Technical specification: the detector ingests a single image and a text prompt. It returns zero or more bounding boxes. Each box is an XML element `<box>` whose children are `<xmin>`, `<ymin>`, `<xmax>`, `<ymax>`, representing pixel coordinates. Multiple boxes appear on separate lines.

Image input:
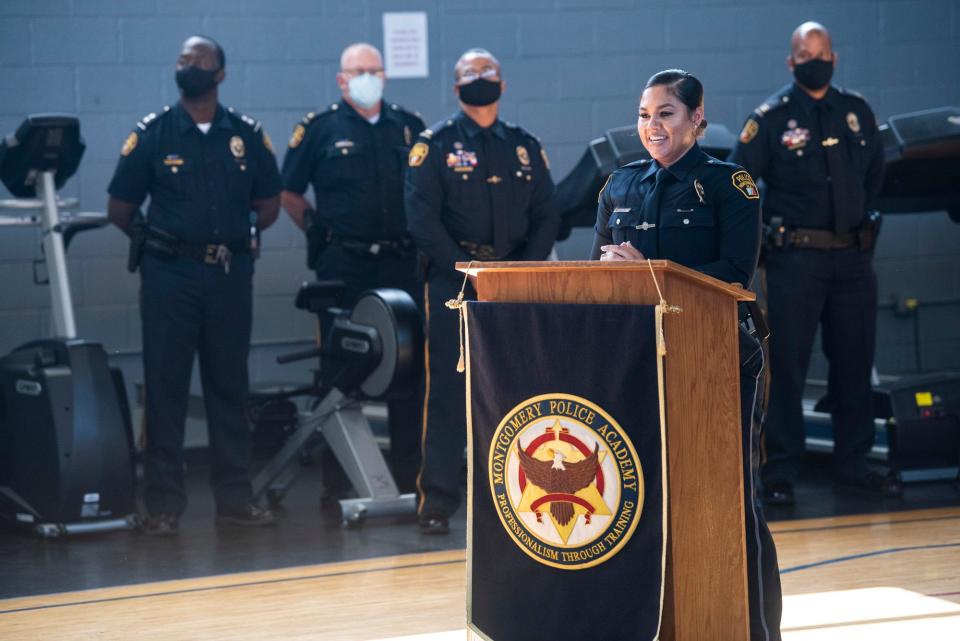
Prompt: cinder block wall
<box><xmin>1</xmin><ymin>0</ymin><xmax>958</xmax><ymax>393</ymax></box>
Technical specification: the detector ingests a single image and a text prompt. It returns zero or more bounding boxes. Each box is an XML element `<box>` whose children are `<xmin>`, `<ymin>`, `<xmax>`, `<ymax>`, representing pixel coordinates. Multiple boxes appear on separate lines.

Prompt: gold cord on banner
<box><xmin>646</xmin><ymin>259</ymin><xmax>681</xmax><ymax>356</ymax></box>
<box><xmin>445</xmin><ymin>261</ymin><xmax>476</xmax><ymax>373</ymax></box>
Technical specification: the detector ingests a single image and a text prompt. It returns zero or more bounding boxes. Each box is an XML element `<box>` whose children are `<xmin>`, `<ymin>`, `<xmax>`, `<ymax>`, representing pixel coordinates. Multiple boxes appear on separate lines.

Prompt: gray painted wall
<box><xmin>1</xmin><ymin>0</ymin><xmax>958</xmax><ymax>397</ymax></box>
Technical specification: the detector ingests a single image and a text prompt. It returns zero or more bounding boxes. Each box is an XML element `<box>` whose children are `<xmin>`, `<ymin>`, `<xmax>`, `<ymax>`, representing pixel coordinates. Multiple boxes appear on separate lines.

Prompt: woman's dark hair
<box><xmin>644</xmin><ymin>69</ymin><xmax>707</xmax><ymax>134</ymax></box>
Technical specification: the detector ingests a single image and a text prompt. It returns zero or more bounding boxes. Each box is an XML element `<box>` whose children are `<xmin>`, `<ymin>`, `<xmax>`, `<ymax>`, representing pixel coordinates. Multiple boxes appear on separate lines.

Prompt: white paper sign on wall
<box><xmin>383</xmin><ymin>12</ymin><xmax>429</xmax><ymax>79</ymax></box>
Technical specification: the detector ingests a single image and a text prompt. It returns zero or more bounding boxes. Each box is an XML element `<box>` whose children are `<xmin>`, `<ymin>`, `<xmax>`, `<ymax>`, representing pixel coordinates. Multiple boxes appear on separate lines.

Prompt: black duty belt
<box><xmin>787</xmin><ymin>228</ymin><xmax>857</xmax><ymax>250</ymax></box>
<box><xmin>332</xmin><ymin>235</ymin><xmax>414</xmax><ymax>257</ymax></box>
<box><xmin>172</xmin><ymin>241</ymin><xmax>249</xmax><ymax>273</ymax></box>
<box><xmin>458</xmin><ymin>240</ymin><xmax>526</xmax><ymax>261</ymax></box>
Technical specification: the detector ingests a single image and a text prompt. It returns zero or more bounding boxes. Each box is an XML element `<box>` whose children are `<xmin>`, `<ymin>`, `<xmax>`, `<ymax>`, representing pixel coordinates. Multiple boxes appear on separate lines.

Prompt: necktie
<box><xmin>481</xmin><ymin>129</ymin><xmax>511</xmax><ymax>257</ymax></box>
<box><xmin>638</xmin><ymin>168</ymin><xmax>669</xmax><ymax>258</ymax></box>
<box><xmin>815</xmin><ymin>102</ymin><xmax>844</xmax><ymax>232</ymax></box>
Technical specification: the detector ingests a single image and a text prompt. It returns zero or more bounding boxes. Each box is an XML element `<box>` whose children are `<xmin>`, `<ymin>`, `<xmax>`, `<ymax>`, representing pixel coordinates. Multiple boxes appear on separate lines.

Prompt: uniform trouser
<box><xmin>417</xmin><ymin>270</ymin><xmax>474</xmax><ymax>517</ymax></box>
<box><xmin>741</xmin><ymin>327</ymin><xmax>784</xmax><ymax>641</ymax></box>
<box><xmin>762</xmin><ymin>247</ymin><xmax>878</xmax><ymax>486</ymax></box>
<box><xmin>314</xmin><ymin>245</ymin><xmax>422</xmax><ymax>493</ymax></box>
<box><xmin>140</xmin><ymin>253</ymin><xmax>254</xmax><ymax>516</ymax></box>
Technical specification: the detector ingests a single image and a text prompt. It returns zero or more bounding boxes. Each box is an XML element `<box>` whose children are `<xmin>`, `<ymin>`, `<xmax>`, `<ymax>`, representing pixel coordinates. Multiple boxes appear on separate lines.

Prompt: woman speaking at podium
<box><xmin>590</xmin><ymin>69</ymin><xmax>782</xmax><ymax>641</ymax></box>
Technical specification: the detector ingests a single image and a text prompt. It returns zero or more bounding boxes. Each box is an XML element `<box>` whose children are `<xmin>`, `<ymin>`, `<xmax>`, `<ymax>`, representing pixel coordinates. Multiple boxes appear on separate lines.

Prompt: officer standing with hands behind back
<box><xmin>107</xmin><ymin>35</ymin><xmax>282</xmax><ymax>535</ymax></box>
<box><xmin>729</xmin><ymin>22</ymin><xmax>893</xmax><ymax>507</ymax></box>
<box><xmin>405</xmin><ymin>48</ymin><xmax>560</xmax><ymax>534</ymax></box>
<box><xmin>281</xmin><ymin>43</ymin><xmax>425</xmax><ymax>495</ymax></box>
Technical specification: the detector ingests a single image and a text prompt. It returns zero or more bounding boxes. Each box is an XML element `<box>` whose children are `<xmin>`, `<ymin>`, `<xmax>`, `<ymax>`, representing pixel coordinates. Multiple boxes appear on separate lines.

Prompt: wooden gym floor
<box><xmin>1</xmin><ymin>506</ymin><xmax>958</xmax><ymax>640</ymax></box>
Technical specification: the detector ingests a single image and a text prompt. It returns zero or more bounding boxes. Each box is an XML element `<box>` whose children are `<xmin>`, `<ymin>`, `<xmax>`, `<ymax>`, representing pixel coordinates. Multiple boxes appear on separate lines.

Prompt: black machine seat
<box><xmin>295</xmin><ymin>280</ymin><xmax>346</xmax><ymax>314</ymax></box>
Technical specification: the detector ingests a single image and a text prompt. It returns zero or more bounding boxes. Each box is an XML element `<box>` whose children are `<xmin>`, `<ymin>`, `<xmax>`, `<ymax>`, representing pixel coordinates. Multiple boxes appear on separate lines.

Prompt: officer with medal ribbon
<box><xmin>107</xmin><ymin>36</ymin><xmax>282</xmax><ymax>534</ymax></box>
<box><xmin>281</xmin><ymin>43</ymin><xmax>426</xmax><ymax>495</ymax></box>
<box><xmin>728</xmin><ymin>22</ymin><xmax>892</xmax><ymax>507</ymax></box>
<box><xmin>592</xmin><ymin>69</ymin><xmax>782</xmax><ymax>641</ymax></box>
<box><xmin>405</xmin><ymin>48</ymin><xmax>560</xmax><ymax>534</ymax></box>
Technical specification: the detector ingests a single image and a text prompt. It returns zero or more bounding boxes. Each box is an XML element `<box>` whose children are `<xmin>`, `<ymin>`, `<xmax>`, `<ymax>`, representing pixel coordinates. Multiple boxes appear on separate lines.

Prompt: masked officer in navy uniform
<box><xmin>107</xmin><ymin>36</ymin><xmax>282</xmax><ymax>534</ymax></box>
<box><xmin>405</xmin><ymin>48</ymin><xmax>560</xmax><ymax>534</ymax></box>
<box><xmin>729</xmin><ymin>22</ymin><xmax>893</xmax><ymax>506</ymax></box>
<box><xmin>281</xmin><ymin>43</ymin><xmax>426</xmax><ymax>495</ymax></box>
<box><xmin>593</xmin><ymin>69</ymin><xmax>782</xmax><ymax>641</ymax></box>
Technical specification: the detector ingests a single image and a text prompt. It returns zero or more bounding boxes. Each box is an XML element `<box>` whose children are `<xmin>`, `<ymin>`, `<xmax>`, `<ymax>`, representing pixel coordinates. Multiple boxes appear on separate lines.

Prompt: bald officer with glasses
<box><xmin>281</xmin><ymin>43</ymin><xmax>425</xmax><ymax>496</ymax></box>
<box><xmin>404</xmin><ymin>48</ymin><xmax>560</xmax><ymax>534</ymax></box>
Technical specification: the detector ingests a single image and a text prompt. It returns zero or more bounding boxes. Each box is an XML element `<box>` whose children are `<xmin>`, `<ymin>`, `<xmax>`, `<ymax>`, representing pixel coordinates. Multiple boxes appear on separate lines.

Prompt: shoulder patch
<box><xmin>289</xmin><ymin>123</ymin><xmax>306</xmax><ymax>149</ymax></box>
<box><xmin>121</xmin><ymin>131</ymin><xmax>138</xmax><ymax>157</ymax></box>
<box><xmin>540</xmin><ymin>147</ymin><xmax>550</xmax><ymax>170</ymax></box>
<box><xmin>262</xmin><ymin>132</ymin><xmax>275</xmax><ymax>154</ymax></box>
<box><xmin>408</xmin><ymin>141</ymin><xmax>429</xmax><ymax>167</ymax></box>
<box><xmin>731</xmin><ymin>170</ymin><xmax>760</xmax><ymax>200</ymax></box>
<box><xmin>739</xmin><ymin>119</ymin><xmax>760</xmax><ymax>144</ymax></box>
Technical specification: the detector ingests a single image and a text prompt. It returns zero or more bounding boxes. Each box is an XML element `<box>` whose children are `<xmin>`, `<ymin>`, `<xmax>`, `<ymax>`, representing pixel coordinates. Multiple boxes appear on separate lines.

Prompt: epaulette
<box><xmin>300</xmin><ymin>103</ymin><xmax>340</xmax><ymax>127</ymax></box>
<box><xmin>429</xmin><ymin>117</ymin><xmax>457</xmax><ymax>135</ymax></box>
<box><xmin>835</xmin><ymin>86</ymin><xmax>867</xmax><ymax>102</ymax></box>
<box><xmin>704</xmin><ymin>157</ymin><xmax>739</xmax><ymax>170</ymax></box>
<box><xmin>504</xmin><ymin>120</ymin><xmax>542</xmax><ymax>145</ymax></box>
<box><xmin>753</xmin><ymin>92</ymin><xmax>790</xmax><ymax>119</ymax></box>
<box><xmin>623</xmin><ymin>158</ymin><xmax>652</xmax><ymax>169</ymax></box>
<box><xmin>389</xmin><ymin>102</ymin><xmax>422</xmax><ymax>119</ymax></box>
<box><xmin>226</xmin><ymin>106</ymin><xmax>263</xmax><ymax>133</ymax></box>
<box><xmin>135</xmin><ymin>106</ymin><xmax>171</xmax><ymax>131</ymax></box>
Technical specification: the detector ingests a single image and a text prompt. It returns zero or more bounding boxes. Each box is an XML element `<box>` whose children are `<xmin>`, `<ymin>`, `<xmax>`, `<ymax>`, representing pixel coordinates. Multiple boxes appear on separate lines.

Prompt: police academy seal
<box><xmin>488</xmin><ymin>393</ymin><xmax>644</xmax><ymax>570</ymax></box>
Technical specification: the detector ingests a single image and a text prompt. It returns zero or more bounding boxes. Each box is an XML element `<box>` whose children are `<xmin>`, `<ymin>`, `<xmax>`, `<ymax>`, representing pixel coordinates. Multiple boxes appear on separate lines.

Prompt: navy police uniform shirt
<box><xmin>108</xmin><ymin>102</ymin><xmax>281</xmax><ymax>245</ymax></box>
<box><xmin>590</xmin><ymin>143</ymin><xmax>761</xmax><ymax>288</ymax></box>
<box><xmin>728</xmin><ymin>83</ymin><xmax>885</xmax><ymax>234</ymax></box>
<box><xmin>404</xmin><ymin>111</ymin><xmax>560</xmax><ymax>273</ymax></box>
<box><xmin>282</xmin><ymin>99</ymin><xmax>425</xmax><ymax>242</ymax></box>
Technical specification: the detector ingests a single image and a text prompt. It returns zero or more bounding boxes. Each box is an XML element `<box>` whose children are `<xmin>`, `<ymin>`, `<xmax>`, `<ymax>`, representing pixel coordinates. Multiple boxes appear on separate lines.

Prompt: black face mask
<box><xmin>792</xmin><ymin>57</ymin><xmax>833</xmax><ymax>91</ymax></box>
<box><xmin>458</xmin><ymin>78</ymin><xmax>501</xmax><ymax>107</ymax></box>
<box><xmin>176</xmin><ymin>65</ymin><xmax>218</xmax><ymax>98</ymax></box>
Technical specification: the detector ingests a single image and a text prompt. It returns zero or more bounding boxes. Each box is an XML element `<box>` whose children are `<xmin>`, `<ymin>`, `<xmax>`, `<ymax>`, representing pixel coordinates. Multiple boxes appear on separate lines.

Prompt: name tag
<box><xmin>613</xmin><ymin>207</ymin><xmax>631</xmax><ymax>213</ymax></box>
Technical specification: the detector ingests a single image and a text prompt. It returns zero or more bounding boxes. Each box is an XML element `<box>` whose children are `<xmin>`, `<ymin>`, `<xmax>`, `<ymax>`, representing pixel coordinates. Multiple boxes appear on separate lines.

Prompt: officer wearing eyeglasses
<box><xmin>405</xmin><ymin>48</ymin><xmax>560</xmax><ymax>534</ymax></box>
<box><xmin>281</xmin><ymin>43</ymin><xmax>426</xmax><ymax>496</ymax></box>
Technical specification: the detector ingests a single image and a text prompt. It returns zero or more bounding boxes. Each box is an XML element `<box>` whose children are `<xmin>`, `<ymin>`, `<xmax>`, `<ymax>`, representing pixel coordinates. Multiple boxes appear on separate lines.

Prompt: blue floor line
<box><xmin>781</xmin><ymin>542</ymin><xmax>960</xmax><ymax>574</ymax></box>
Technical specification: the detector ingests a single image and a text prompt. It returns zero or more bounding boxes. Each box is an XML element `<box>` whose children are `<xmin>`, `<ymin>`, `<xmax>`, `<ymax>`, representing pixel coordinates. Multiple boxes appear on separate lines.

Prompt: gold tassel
<box><xmin>445</xmin><ymin>261</ymin><xmax>476</xmax><ymax>374</ymax></box>
<box><xmin>646</xmin><ymin>259</ymin><xmax>680</xmax><ymax>357</ymax></box>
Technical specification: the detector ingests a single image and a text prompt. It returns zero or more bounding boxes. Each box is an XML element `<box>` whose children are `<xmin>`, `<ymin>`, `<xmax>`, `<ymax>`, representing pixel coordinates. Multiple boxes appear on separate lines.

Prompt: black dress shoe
<box><xmin>143</xmin><ymin>513</ymin><xmax>179</xmax><ymax>536</ymax></box>
<box><xmin>763</xmin><ymin>481</ymin><xmax>795</xmax><ymax>506</ymax></box>
<box><xmin>419</xmin><ymin>512</ymin><xmax>450</xmax><ymax>535</ymax></box>
<box><xmin>834</xmin><ymin>470</ymin><xmax>903</xmax><ymax>498</ymax></box>
<box><xmin>216</xmin><ymin>503</ymin><xmax>278</xmax><ymax>527</ymax></box>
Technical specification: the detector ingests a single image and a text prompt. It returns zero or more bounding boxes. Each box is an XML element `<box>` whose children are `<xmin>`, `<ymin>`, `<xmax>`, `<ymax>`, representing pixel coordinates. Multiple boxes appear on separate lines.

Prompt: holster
<box><xmin>142</xmin><ymin>224</ymin><xmax>179</xmax><ymax>260</ymax></box>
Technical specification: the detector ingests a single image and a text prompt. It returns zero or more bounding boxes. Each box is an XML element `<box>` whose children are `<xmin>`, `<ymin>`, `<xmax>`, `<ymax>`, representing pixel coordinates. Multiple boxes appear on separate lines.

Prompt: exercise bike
<box><xmin>0</xmin><ymin>114</ymin><xmax>136</xmax><ymax>537</ymax></box>
<box><xmin>251</xmin><ymin>281</ymin><xmax>422</xmax><ymax>527</ymax></box>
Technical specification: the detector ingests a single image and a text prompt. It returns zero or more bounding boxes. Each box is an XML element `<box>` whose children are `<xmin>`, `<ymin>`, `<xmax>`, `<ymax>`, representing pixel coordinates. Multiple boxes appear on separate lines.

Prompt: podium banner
<box><xmin>465</xmin><ymin>302</ymin><xmax>666</xmax><ymax>641</ymax></box>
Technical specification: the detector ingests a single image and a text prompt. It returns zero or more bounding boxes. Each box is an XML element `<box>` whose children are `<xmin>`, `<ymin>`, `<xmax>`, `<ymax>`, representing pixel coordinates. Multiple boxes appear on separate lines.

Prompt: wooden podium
<box><xmin>457</xmin><ymin>260</ymin><xmax>756</xmax><ymax>641</ymax></box>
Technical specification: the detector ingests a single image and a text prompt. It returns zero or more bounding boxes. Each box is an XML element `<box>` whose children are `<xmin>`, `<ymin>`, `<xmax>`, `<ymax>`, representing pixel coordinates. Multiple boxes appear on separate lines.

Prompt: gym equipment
<box><xmin>0</xmin><ymin>114</ymin><xmax>136</xmax><ymax>536</ymax></box>
<box><xmin>876</xmin><ymin>106</ymin><xmax>960</xmax><ymax>222</ymax></box>
<box><xmin>251</xmin><ymin>281</ymin><xmax>422</xmax><ymax>527</ymax></box>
